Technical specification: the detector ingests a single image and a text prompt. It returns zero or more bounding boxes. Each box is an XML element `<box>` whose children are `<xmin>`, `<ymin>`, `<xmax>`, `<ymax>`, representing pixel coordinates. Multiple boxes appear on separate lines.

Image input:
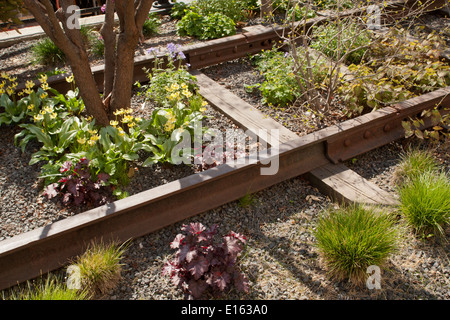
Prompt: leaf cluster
<box><xmin>43</xmin><ymin>157</ymin><xmax>113</xmax><ymax>206</ymax></box>
<box><xmin>162</xmin><ymin>223</ymin><xmax>249</xmax><ymax>299</ymax></box>
<box><xmin>176</xmin><ymin>12</ymin><xmax>236</xmax><ymax>40</ymax></box>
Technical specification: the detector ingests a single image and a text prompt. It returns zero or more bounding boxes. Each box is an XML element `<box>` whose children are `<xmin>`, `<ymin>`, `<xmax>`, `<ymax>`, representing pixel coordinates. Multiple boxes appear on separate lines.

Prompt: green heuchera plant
<box><xmin>162</xmin><ymin>223</ymin><xmax>249</xmax><ymax>299</ymax></box>
<box><xmin>176</xmin><ymin>12</ymin><xmax>236</xmax><ymax>40</ymax></box>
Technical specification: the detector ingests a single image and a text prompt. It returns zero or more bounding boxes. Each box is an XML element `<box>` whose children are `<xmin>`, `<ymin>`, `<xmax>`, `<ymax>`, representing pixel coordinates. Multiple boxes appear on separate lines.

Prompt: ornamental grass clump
<box><xmin>31</xmin><ymin>37</ymin><xmax>66</xmax><ymax>66</ymax></box>
<box><xmin>3</xmin><ymin>275</ymin><xmax>90</xmax><ymax>300</ymax></box>
<box><xmin>392</xmin><ymin>148</ymin><xmax>439</xmax><ymax>187</ymax></box>
<box><xmin>72</xmin><ymin>241</ymin><xmax>128</xmax><ymax>298</ymax></box>
<box><xmin>162</xmin><ymin>223</ymin><xmax>249</xmax><ymax>299</ymax></box>
<box><xmin>398</xmin><ymin>170</ymin><xmax>450</xmax><ymax>240</ymax></box>
<box><xmin>314</xmin><ymin>204</ymin><xmax>400</xmax><ymax>286</ymax></box>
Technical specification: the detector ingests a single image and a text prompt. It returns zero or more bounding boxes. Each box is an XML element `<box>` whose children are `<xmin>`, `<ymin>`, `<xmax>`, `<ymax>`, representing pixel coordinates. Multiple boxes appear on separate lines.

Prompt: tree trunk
<box><xmin>100</xmin><ymin>0</ymin><xmax>116</xmax><ymax>99</ymax></box>
<box><xmin>22</xmin><ymin>0</ymin><xmax>154</xmax><ymax>126</ymax></box>
<box><xmin>23</xmin><ymin>0</ymin><xmax>110</xmax><ymax>126</ymax></box>
<box><xmin>108</xmin><ymin>0</ymin><xmax>154</xmax><ymax>116</ymax></box>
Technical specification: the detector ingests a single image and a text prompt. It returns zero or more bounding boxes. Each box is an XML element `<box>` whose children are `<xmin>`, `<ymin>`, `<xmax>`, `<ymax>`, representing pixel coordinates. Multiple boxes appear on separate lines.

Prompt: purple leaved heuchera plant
<box><xmin>162</xmin><ymin>223</ymin><xmax>249</xmax><ymax>299</ymax></box>
<box><xmin>43</xmin><ymin>158</ymin><xmax>113</xmax><ymax>207</ymax></box>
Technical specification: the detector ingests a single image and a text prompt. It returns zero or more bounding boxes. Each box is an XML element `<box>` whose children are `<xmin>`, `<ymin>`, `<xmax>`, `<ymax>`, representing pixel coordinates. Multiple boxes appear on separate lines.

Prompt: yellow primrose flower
<box><xmin>50</xmin><ymin>112</ymin><xmax>58</xmax><ymax>120</ymax></box>
<box><xmin>110</xmin><ymin>120</ymin><xmax>119</xmax><ymax>127</ymax></box>
<box><xmin>77</xmin><ymin>137</ymin><xmax>86</xmax><ymax>144</ymax></box>
<box><xmin>170</xmin><ymin>83</ymin><xmax>180</xmax><ymax>91</ymax></box>
<box><xmin>27</xmin><ymin>104</ymin><xmax>35</xmax><ymax>110</ymax></box>
<box><xmin>201</xmin><ymin>100</ymin><xmax>208</xmax><ymax>107</ymax></box>
<box><xmin>118</xmin><ymin>127</ymin><xmax>125</xmax><ymax>136</ymax></box>
<box><xmin>66</xmin><ymin>75</ymin><xmax>74</xmax><ymax>83</ymax></box>
<box><xmin>134</xmin><ymin>117</ymin><xmax>142</xmax><ymax>123</ymax></box>
<box><xmin>23</xmin><ymin>88</ymin><xmax>33</xmax><ymax>95</ymax></box>
<box><xmin>0</xmin><ymin>72</ymin><xmax>9</xmax><ymax>80</ymax></box>
<box><xmin>39</xmin><ymin>74</ymin><xmax>48</xmax><ymax>83</ymax></box>
<box><xmin>40</xmin><ymin>92</ymin><xmax>48</xmax><ymax>99</ymax></box>
<box><xmin>168</xmin><ymin>92</ymin><xmax>180</xmax><ymax>101</ymax></box>
<box><xmin>6</xmin><ymin>87</ymin><xmax>14</xmax><ymax>96</ymax></box>
<box><xmin>127</xmin><ymin>121</ymin><xmax>136</xmax><ymax>128</ymax></box>
<box><xmin>90</xmin><ymin>134</ymin><xmax>100</xmax><ymax>142</ymax></box>
<box><xmin>43</xmin><ymin>106</ymin><xmax>53</xmax><ymax>113</ymax></box>
<box><xmin>25</xmin><ymin>80</ymin><xmax>34</xmax><ymax>89</ymax></box>
<box><xmin>87</xmin><ymin>139</ymin><xmax>96</xmax><ymax>146</ymax></box>
<box><xmin>182</xmin><ymin>89</ymin><xmax>192</xmax><ymax>98</ymax></box>
<box><xmin>41</xmin><ymin>82</ymin><xmax>50</xmax><ymax>91</ymax></box>
<box><xmin>125</xmin><ymin>108</ymin><xmax>133</xmax><ymax>114</ymax></box>
<box><xmin>121</xmin><ymin>115</ymin><xmax>134</xmax><ymax>123</ymax></box>
<box><xmin>165</xmin><ymin>85</ymin><xmax>171</xmax><ymax>92</ymax></box>
<box><xmin>181</xmin><ymin>83</ymin><xmax>188</xmax><ymax>89</ymax></box>
<box><xmin>200</xmin><ymin>107</ymin><xmax>206</xmax><ymax>112</ymax></box>
<box><xmin>88</xmin><ymin>129</ymin><xmax>98</xmax><ymax>135</ymax></box>
<box><xmin>33</xmin><ymin>114</ymin><xmax>44</xmax><ymax>122</ymax></box>
<box><xmin>113</xmin><ymin>109</ymin><xmax>124</xmax><ymax>116</ymax></box>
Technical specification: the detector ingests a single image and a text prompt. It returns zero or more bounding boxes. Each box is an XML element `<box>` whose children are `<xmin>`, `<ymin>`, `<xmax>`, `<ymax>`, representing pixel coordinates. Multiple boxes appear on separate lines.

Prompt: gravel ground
<box><xmin>102</xmin><ymin>140</ymin><xmax>449</xmax><ymax>301</ymax></box>
<box><xmin>1</xmin><ymin>11</ymin><xmax>449</xmax><ymax>300</ymax></box>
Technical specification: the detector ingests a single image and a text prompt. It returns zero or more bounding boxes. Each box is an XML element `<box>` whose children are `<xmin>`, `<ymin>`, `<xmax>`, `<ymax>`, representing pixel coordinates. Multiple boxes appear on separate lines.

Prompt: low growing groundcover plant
<box><xmin>162</xmin><ymin>223</ymin><xmax>249</xmax><ymax>299</ymax></box>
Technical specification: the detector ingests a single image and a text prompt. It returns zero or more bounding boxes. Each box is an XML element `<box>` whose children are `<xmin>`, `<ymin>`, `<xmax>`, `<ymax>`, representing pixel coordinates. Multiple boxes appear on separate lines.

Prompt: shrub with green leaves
<box><xmin>31</xmin><ymin>37</ymin><xmax>65</xmax><ymax>65</ymax></box>
<box><xmin>398</xmin><ymin>170</ymin><xmax>450</xmax><ymax>240</ymax></box>
<box><xmin>177</xmin><ymin>11</ymin><xmax>236</xmax><ymax>40</ymax></box>
<box><xmin>191</xmin><ymin>0</ymin><xmax>257</xmax><ymax>22</ymax></box>
<box><xmin>137</xmin><ymin>43</ymin><xmax>208</xmax><ymax>165</ymax></box>
<box><xmin>338</xmin><ymin>29</ymin><xmax>450</xmax><ymax>116</ymax></box>
<box><xmin>311</xmin><ymin>20</ymin><xmax>371</xmax><ymax>65</ymax></box>
<box><xmin>314</xmin><ymin>204</ymin><xmax>400</xmax><ymax>286</ymax></box>
<box><xmin>142</xmin><ymin>12</ymin><xmax>161</xmax><ymax>36</ymax></box>
<box><xmin>247</xmin><ymin>46</ymin><xmax>328</xmax><ymax>106</ymax></box>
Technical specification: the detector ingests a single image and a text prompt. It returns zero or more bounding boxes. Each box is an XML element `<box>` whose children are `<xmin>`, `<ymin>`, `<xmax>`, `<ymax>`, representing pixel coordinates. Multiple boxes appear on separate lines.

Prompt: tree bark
<box><xmin>22</xmin><ymin>0</ymin><xmax>154</xmax><ymax>125</ymax></box>
<box><xmin>108</xmin><ymin>0</ymin><xmax>154</xmax><ymax>116</ymax></box>
<box><xmin>100</xmin><ymin>0</ymin><xmax>116</xmax><ymax>99</ymax></box>
<box><xmin>23</xmin><ymin>0</ymin><xmax>110</xmax><ymax>126</ymax></box>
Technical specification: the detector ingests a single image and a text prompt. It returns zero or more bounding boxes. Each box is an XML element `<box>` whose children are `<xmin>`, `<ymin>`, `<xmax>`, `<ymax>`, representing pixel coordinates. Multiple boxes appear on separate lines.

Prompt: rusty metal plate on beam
<box><xmin>326</xmin><ymin>87</ymin><xmax>450</xmax><ymax>163</ymax></box>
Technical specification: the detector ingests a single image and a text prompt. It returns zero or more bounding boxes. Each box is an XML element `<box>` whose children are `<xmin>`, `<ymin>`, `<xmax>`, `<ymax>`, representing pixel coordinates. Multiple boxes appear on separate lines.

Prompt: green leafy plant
<box><xmin>138</xmin><ymin>43</ymin><xmax>208</xmax><ymax>165</ymax></box>
<box><xmin>310</xmin><ymin>20</ymin><xmax>371</xmax><ymax>65</ymax></box>
<box><xmin>398</xmin><ymin>170</ymin><xmax>450</xmax><ymax>240</ymax></box>
<box><xmin>177</xmin><ymin>11</ymin><xmax>236</xmax><ymax>40</ymax></box>
<box><xmin>191</xmin><ymin>0</ymin><xmax>256</xmax><ymax>23</ymax></box>
<box><xmin>162</xmin><ymin>223</ymin><xmax>249</xmax><ymax>299</ymax></box>
<box><xmin>314</xmin><ymin>204</ymin><xmax>400</xmax><ymax>286</ymax></box>
<box><xmin>170</xmin><ymin>1</ymin><xmax>192</xmax><ymax>20</ymax></box>
<box><xmin>338</xmin><ymin>28</ymin><xmax>450</xmax><ymax>117</ymax></box>
<box><xmin>142</xmin><ymin>12</ymin><xmax>161</xmax><ymax>36</ymax></box>
<box><xmin>247</xmin><ymin>46</ymin><xmax>328</xmax><ymax>107</ymax></box>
